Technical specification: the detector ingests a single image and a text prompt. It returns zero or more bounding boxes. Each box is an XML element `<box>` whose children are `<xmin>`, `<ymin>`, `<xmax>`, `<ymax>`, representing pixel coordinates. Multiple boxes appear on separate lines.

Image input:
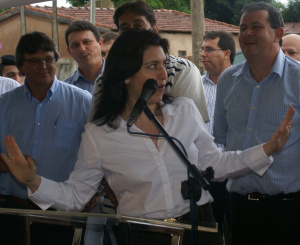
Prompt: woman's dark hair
<box><xmin>15</xmin><ymin>31</ymin><xmax>59</xmax><ymax>67</ymax></box>
<box><xmin>92</xmin><ymin>29</ymin><xmax>170</xmax><ymax>129</ymax></box>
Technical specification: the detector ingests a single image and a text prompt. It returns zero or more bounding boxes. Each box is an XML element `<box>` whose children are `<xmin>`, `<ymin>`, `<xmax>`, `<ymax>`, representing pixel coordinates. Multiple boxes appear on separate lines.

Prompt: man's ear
<box><xmin>152</xmin><ymin>24</ymin><xmax>159</xmax><ymax>33</ymax></box>
<box><xmin>98</xmin><ymin>38</ymin><xmax>103</xmax><ymax>48</ymax></box>
<box><xmin>223</xmin><ymin>49</ymin><xmax>231</xmax><ymax>61</ymax></box>
<box><xmin>275</xmin><ymin>27</ymin><xmax>284</xmax><ymax>43</ymax></box>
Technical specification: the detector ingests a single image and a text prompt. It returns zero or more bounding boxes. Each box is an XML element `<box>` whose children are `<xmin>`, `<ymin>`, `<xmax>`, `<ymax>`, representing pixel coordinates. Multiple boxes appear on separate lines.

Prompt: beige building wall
<box><xmin>161</xmin><ymin>32</ymin><xmax>240</xmax><ymax>61</ymax></box>
<box><xmin>0</xmin><ymin>15</ymin><xmax>21</xmax><ymax>56</ymax></box>
<box><xmin>0</xmin><ymin>13</ymin><xmax>241</xmax><ymax>79</ymax></box>
<box><xmin>0</xmin><ymin>14</ymin><xmax>71</xmax><ymax>58</ymax></box>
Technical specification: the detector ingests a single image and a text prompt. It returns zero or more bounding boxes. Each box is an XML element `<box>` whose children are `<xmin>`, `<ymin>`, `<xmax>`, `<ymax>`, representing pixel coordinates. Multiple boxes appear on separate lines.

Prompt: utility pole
<box><xmin>191</xmin><ymin>0</ymin><xmax>205</xmax><ymax>74</ymax></box>
<box><xmin>90</xmin><ymin>0</ymin><xmax>95</xmax><ymax>24</ymax></box>
<box><xmin>20</xmin><ymin>6</ymin><xmax>26</xmax><ymax>35</ymax></box>
<box><xmin>52</xmin><ymin>0</ymin><xmax>59</xmax><ymax>48</ymax></box>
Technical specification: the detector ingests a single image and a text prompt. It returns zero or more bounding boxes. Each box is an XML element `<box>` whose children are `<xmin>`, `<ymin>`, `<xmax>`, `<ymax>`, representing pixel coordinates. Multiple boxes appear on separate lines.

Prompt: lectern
<box><xmin>0</xmin><ymin>208</ymin><xmax>217</xmax><ymax>245</ymax></box>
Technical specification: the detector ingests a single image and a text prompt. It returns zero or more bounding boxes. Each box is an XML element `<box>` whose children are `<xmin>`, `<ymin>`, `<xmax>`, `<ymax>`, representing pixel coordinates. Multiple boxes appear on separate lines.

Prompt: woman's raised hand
<box><xmin>0</xmin><ymin>135</ymin><xmax>41</xmax><ymax>192</ymax></box>
<box><xmin>263</xmin><ymin>105</ymin><xmax>295</xmax><ymax>157</ymax></box>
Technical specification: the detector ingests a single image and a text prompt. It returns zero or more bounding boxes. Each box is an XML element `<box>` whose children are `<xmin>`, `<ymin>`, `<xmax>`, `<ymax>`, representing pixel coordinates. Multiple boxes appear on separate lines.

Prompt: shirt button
<box><xmin>39</xmin><ymin>104</ymin><xmax>42</xmax><ymax>107</ymax></box>
<box><xmin>35</xmin><ymin>141</ymin><xmax>38</xmax><ymax>144</ymax></box>
<box><xmin>249</xmin><ymin>128</ymin><xmax>252</xmax><ymax>131</ymax></box>
<box><xmin>256</xmin><ymin>85</ymin><xmax>260</xmax><ymax>88</ymax></box>
<box><xmin>252</xmin><ymin>107</ymin><xmax>255</xmax><ymax>110</ymax></box>
<box><xmin>37</xmin><ymin>123</ymin><xmax>40</xmax><ymax>126</ymax></box>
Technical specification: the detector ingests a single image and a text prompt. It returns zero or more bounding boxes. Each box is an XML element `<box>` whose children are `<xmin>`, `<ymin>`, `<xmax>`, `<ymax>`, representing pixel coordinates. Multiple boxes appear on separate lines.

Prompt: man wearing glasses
<box><xmin>0</xmin><ymin>31</ymin><xmax>91</xmax><ymax>245</ymax></box>
<box><xmin>201</xmin><ymin>30</ymin><xmax>236</xmax><ymax>245</ymax></box>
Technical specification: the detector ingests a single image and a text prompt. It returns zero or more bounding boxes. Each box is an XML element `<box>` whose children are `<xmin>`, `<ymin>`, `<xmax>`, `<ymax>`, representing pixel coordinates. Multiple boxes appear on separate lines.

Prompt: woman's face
<box><xmin>126</xmin><ymin>45</ymin><xmax>168</xmax><ymax>107</ymax></box>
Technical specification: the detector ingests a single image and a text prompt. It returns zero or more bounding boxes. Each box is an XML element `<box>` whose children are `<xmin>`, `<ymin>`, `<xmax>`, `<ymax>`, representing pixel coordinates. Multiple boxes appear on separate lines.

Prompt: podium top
<box><xmin>0</xmin><ymin>207</ymin><xmax>217</xmax><ymax>233</ymax></box>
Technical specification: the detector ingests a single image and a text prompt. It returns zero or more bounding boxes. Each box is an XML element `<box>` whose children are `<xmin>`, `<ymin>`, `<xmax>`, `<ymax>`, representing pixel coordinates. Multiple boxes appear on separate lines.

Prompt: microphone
<box><xmin>127</xmin><ymin>79</ymin><xmax>158</xmax><ymax>127</ymax></box>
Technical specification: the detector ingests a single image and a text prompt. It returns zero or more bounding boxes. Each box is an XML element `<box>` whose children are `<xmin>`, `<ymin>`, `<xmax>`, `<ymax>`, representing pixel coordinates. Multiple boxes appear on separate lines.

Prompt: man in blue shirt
<box><xmin>64</xmin><ymin>20</ymin><xmax>105</xmax><ymax>94</ymax></box>
<box><xmin>0</xmin><ymin>31</ymin><xmax>91</xmax><ymax>245</ymax></box>
<box><xmin>213</xmin><ymin>3</ymin><xmax>300</xmax><ymax>245</ymax></box>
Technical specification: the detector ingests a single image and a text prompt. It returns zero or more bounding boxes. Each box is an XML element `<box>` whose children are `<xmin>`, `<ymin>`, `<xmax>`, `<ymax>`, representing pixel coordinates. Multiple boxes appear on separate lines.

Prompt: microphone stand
<box><xmin>142</xmin><ymin>105</ymin><xmax>211</xmax><ymax>244</ymax></box>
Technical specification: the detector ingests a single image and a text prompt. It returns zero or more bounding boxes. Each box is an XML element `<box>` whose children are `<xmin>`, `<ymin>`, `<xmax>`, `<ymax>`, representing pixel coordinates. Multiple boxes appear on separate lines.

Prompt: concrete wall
<box><xmin>0</xmin><ymin>14</ymin><xmax>71</xmax><ymax>58</ymax></box>
<box><xmin>161</xmin><ymin>32</ymin><xmax>240</xmax><ymax>61</ymax></box>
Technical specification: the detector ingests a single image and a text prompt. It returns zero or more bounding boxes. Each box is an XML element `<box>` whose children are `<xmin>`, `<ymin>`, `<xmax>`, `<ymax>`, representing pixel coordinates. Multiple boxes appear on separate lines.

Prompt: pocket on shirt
<box><xmin>54</xmin><ymin>120</ymin><xmax>80</xmax><ymax>150</ymax></box>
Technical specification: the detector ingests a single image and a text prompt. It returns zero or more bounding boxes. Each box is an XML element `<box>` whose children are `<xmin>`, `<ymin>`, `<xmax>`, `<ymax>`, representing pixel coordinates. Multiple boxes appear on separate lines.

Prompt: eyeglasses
<box><xmin>23</xmin><ymin>57</ymin><xmax>55</xmax><ymax>65</ymax></box>
<box><xmin>200</xmin><ymin>47</ymin><xmax>224</xmax><ymax>53</ymax></box>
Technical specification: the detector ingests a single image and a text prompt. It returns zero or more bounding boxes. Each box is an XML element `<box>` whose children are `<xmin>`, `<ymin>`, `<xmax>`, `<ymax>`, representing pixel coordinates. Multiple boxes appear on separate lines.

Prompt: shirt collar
<box><xmin>24</xmin><ymin>76</ymin><xmax>58</xmax><ymax>100</ymax></box>
<box><xmin>202</xmin><ymin>71</ymin><xmax>215</xmax><ymax>86</ymax></box>
<box><xmin>233</xmin><ymin>49</ymin><xmax>285</xmax><ymax>79</ymax></box>
<box><xmin>76</xmin><ymin>58</ymin><xmax>106</xmax><ymax>83</ymax></box>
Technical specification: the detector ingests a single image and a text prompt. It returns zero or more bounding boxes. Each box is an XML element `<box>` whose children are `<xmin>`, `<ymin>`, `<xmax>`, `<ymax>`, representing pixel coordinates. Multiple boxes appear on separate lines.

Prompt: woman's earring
<box><xmin>125</xmin><ymin>80</ymin><xmax>130</xmax><ymax>84</ymax></box>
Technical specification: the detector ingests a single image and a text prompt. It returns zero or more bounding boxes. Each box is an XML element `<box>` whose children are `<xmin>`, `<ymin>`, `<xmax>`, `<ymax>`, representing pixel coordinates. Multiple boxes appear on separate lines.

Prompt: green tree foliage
<box><xmin>66</xmin><ymin>0</ymin><xmax>88</xmax><ymax>7</ymax></box>
<box><xmin>282</xmin><ymin>0</ymin><xmax>300</xmax><ymax>22</ymax></box>
<box><xmin>204</xmin><ymin>0</ymin><xmax>280</xmax><ymax>26</ymax></box>
<box><xmin>0</xmin><ymin>8</ymin><xmax>8</xmax><ymax>13</ymax></box>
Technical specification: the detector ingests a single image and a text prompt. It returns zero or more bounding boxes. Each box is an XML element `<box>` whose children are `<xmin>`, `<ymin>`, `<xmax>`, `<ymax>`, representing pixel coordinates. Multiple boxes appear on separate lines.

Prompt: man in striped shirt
<box><xmin>201</xmin><ymin>30</ymin><xmax>236</xmax><ymax>245</ymax></box>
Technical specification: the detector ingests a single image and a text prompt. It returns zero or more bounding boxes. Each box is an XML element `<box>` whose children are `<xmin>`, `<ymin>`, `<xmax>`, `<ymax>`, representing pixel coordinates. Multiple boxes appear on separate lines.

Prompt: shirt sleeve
<box><xmin>189</xmin><ymin>101</ymin><xmax>273</xmax><ymax>182</ymax></box>
<box><xmin>29</xmin><ymin>124</ymin><xmax>104</xmax><ymax>211</ymax></box>
<box><xmin>213</xmin><ymin>74</ymin><xmax>228</xmax><ymax>145</ymax></box>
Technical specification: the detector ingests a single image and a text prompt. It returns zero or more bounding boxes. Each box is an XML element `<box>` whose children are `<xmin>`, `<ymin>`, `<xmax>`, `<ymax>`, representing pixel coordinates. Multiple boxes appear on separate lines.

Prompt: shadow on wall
<box><xmin>56</xmin><ymin>58</ymin><xmax>78</xmax><ymax>81</ymax></box>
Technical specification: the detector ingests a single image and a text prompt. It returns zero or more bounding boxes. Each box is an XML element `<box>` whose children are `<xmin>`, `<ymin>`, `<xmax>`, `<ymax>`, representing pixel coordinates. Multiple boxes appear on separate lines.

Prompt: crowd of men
<box><xmin>0</xmin><ymin>1</ymin><xmax>299</xmax><ymax>245</ymax></box>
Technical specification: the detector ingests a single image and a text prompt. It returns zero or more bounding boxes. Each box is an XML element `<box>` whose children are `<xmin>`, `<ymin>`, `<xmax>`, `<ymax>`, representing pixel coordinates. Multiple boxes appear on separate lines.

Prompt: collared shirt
<box><xmin>202</xmin><ymin>72</ymin><xmax>224</xmax><ymax>151</ymax></box>
<box><xmin>214</xmin><ymin>50</ymin><xmax>300</xmax><ymax>195</ymax></box>
<box><xmin>88</xmin><ymin>56</ymin><xmax>209</xmax><ymax>122</ymax></box>
<box><xmin>0</xmin><ymin>77</ymin><xmax>91</xmax><ymax>198</ymax></box>
<box><xmin>64</xmin><ymin>58</ymin><xmax>105</xmax><ymax>94</ymax></box>
<box><xmin>202</xmin><ymin>72</ymin><xmax>217</xmax><ymax>135</ymax></box>
<box><xmin>29</xmin><ymin>97</ymin><xmax>272</xmax><ymax>219</ymax></box>
<box><xmin>0</xmin><ymin>76</ymin><xmax>20</xmax><ymax>94</ymax></box>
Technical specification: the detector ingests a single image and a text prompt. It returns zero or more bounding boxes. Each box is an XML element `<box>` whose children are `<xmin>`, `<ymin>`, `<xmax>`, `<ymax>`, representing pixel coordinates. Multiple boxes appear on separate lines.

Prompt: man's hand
<box><xmin>263</xmin><ymin>105</ymin><xmax>295</xmax><ymax>157</ymax></box>
<box><xmin>0</xmin><ymin>135</ymin><xmax>41</xmax><ymax>193</ymax></box>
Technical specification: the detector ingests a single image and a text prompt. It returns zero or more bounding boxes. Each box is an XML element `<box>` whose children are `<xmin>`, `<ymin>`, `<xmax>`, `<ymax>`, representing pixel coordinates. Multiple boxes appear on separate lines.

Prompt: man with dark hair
<box><xmin>0</xmin><ymin>31</ymin><xmax>91</xmax><ymax>245</ymax></box>
<box><xmin>201</xmin><ymin>30</ymin><xmax>236</xmax><ymax>245</ymax></box>
<box><xmin>101</xmin><ymin>32</ymin><xmax>119</xmax><ymax>59</ymax></box>
<box><xmin>0</xmin><ymin>55</ymin><xmax>25</xmax><ymax>84</ymax></box>
<box><xmin>89</xmin><ymin>0</ymin><xmax>209</xmax><ymax>123</ymax></box>
<box><xmin>64</xmin><ymin>20</ymin><xmax>105</xmax><ymax>93</ymax></box>
<box><xmin>213</xmin><ymin>2</ymin><xmax>300</xmax><ymax>245</ymax></box>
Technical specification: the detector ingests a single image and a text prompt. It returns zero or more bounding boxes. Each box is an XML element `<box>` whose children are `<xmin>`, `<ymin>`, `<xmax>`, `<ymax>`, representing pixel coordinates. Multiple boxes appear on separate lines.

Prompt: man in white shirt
<box><xmin>201</xmin><ymin>30</ymin><xmax>236</xmax><ymax>245</ymax></box>
<box><xmin>0</xmin><ymin>76</ymin><xmax>20</xmax><ymax>94</ymax></box>
<box><xmin>0</xmin><ymin>55</ymin><xmax>25</xmax><ymax>84</ymax></box>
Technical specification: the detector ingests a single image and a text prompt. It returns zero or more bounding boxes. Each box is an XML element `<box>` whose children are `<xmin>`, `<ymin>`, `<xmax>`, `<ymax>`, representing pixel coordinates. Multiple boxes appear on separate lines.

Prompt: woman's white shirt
<box><xmin>29</xmin><ymin>97</ymin><xmax>272</xmax><ymax>219</ymax></box>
